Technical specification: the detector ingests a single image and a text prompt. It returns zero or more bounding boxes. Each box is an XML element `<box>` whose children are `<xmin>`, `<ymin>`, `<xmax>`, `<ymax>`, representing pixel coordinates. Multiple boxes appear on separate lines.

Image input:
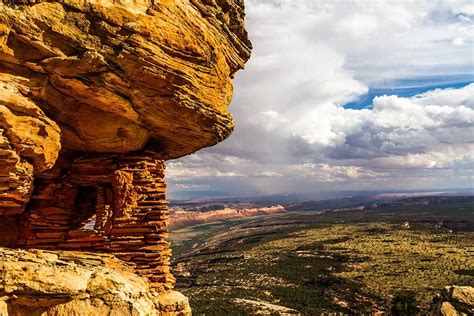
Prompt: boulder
<box><xmin>444</xmin><ymin>286</ymin><xmax>474</xmax><ymax>314</ymax></box>
<box><xmin>0</xmin><ymin>247</ymin><xmax>191</xmax><ymax>315</ymax></box>
<box><xmin>440</xmin><ymin>301</ymin><xmax>459</xmax><ymax>316</ymax></box>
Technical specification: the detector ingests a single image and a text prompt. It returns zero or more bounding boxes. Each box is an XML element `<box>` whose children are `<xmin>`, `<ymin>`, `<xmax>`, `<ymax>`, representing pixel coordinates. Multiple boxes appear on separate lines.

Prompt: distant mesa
<box><xmin>170</xmin><ymin>205</ymin><xmax>286</xmax><ymax>228</ymax></box>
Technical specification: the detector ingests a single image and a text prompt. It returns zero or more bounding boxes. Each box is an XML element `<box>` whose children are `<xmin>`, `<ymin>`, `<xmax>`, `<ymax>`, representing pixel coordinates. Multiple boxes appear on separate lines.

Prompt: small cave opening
<box><xmin>72</xmin><ymin>186</ymin><xmax>98</xmax><ymax>230</ymax></box>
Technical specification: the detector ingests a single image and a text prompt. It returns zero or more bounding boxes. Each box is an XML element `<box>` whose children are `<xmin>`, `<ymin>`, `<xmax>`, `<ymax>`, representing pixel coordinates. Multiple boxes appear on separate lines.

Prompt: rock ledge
<box><xmin>0</xmin><ymin>247</ymin><xmax>191</xmax><ymax>315</ymax></box>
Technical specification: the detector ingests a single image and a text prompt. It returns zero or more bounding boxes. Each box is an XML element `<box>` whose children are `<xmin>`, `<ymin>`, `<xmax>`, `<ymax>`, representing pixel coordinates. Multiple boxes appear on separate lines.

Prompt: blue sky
<box><xmin>345</xmin><ymin>78</ymin><xmax>474</xmax><ymax>109</ymax></box>
<box><xmin>166</xmin><ymin>0</ymin><xmax>474</xmax><ymax>198</ymax></box>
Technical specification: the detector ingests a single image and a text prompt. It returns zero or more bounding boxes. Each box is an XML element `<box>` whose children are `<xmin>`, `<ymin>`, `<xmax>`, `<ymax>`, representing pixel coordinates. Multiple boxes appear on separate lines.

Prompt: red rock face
<box><xmin>17</xmin><ymin>151</ymin><xmax>174</xmax><ymax>291</ymax></box>
<box><xmin>170</xmin><ymin>205</ymin><xmax>287</xmax><ymax>229</ymax></box>
<box><xmin>0</xmin><ymin>0</ymin><xmax>251</xmax><ymax>300</ymax></box>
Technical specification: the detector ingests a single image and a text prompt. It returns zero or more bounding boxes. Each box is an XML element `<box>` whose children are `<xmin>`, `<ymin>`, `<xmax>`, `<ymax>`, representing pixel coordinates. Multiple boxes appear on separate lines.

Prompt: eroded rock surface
<box><xmin>0</xmin><ymin>247</ymin><xmax>191</xmax><ymax>315</ymax></box>
<box><xmin>0</xmin><ymin>74</ymin><xmax>61</xmax><ymax>214</ymax></box>
<box><xmin>0</xmin><ymin>0</ymin><xmax>251</xmax><ymax>315</ymax></box>
<box><xmin>0</xmin><ymin>0</ymin><xmax>250</xmax><ymax>159</ymax></box>
<box><xmin>432</xmin><ymin>286</ymin><xmax>474</xmax><ymax>316</ymax></box>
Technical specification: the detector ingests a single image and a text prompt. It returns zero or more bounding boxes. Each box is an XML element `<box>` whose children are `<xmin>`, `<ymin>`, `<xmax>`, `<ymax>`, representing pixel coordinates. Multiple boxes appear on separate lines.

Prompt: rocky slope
<box><xmin>0</xmin><ymin>0</ymin><xmax>251</xmax><ymax>314</ymax></box>
<box><xmin>0</xmin><ymin>247</ymin><xmax>191</xmax><ymax>315</ymax></box>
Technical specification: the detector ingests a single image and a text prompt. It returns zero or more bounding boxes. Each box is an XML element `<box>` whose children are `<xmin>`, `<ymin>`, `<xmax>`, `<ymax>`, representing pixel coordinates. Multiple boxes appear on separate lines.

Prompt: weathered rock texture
<box><xmin>432</xmin><ymin>286</ymin><xmax>474</xmax><ymax>316</ymax></box>
<box><xmin>20</xmin><ymin>152</ymin><xmax>175</xmax><ymax>292</ymax></box>
<box><xmin>0</xmin><ymin>74</ymin><xmax>61</xmax><ymax>214</ymax></box>
<box><xmin>0</xmin><ymin>247</ymin><xmax>191</xmax><ymax>315</ymax></box>
<box><xmin>0</xmin><ymin>0</ymin><xmax>251</xmax><ymax>314</ymax></box>
<box><xmin>0</xmin><ymin>0</ymin><xmax>250</xmax><ymax>159</ymax></box>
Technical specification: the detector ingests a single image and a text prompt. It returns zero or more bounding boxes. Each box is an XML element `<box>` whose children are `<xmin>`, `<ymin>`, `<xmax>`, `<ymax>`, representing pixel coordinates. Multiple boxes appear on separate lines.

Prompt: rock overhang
<box><xmin>0</xmin><ymin>0</ymin><xmax>252</xmax><ymax>160</ymax></box>
<box><xmin>0</xmin><ymin>1</ymin><xmax>251</xmax><ymax>312</ymax></box>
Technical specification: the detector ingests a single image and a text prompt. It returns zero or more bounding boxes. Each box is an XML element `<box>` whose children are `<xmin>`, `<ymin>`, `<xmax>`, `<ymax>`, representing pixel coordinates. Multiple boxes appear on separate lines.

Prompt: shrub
<box><xmin>391</xmin><ymin>290</ymin><xmax>420</xmax><ymax>315</ymax></box>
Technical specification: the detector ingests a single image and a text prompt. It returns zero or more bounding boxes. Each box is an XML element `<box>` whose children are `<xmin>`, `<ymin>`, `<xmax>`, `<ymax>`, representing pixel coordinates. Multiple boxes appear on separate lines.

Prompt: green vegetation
<box><xmin>454</xmin><ymin>269</ymin><xmax>474</xmax><ymax>277</ymax></box>
<box><xmin>170</xmin><ymin>196</ymin><xmax>474</xmax><ymax>315</ymax></box>
<box><xmin>391</xmin><ymin>290</ymin><xmax>420</xmax><ymax>315</ymax></box>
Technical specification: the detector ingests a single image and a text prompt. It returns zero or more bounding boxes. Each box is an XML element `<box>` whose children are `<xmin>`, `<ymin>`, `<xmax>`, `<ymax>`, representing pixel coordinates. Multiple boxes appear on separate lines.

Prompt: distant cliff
<box><xmin>170</xmin><ymin>205</ymin><xmax>286</xmax><ymax>228</ymax></box>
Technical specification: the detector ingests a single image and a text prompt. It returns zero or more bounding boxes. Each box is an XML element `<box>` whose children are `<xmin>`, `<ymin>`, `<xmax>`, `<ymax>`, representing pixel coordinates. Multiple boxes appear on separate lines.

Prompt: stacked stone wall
<box><xmin>18</xmin><ymin>150</ymin><xmax>174</xmax><ymax>291</ymax></box>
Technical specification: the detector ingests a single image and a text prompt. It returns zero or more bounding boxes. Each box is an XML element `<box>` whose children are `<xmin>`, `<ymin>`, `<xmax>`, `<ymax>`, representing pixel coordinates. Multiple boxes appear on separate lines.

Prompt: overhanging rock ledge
<box><xmin>0</xmin><ymin>0</ymin><xmax>251</xmax><ymax>314</ymax></box>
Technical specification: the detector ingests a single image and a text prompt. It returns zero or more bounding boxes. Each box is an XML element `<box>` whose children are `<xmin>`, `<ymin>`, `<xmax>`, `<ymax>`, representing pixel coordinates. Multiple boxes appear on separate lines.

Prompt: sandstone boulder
<box><xmin>0</xmin><ymin>247</ymin><xmax>191</xmax><ymax>315</ymax></box>
<box><xmin>445</xmin><ymin>286</ymin><xmax>474</xmax><ymax>314</ymax></box>
<box><xmin>440</xmin><ymin>301</ymin><xmax>459</xmax><ymax>316</ymax></box>
<box><xmin>432</xmin><ymin>286</ymin><xmax>474</xmax><ymax>316</ymax></box>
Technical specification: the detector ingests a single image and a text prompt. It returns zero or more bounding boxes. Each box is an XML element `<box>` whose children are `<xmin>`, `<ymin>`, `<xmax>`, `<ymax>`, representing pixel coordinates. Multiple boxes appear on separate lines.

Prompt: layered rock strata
<box><xmin>19</xmin><ymin>151</ymin><xmax>175</xmax><ymax>292</ymax></box>
<box><xmin>170</xmin><ymin>205</ymin><xmax>286</xmax><ymax>229</ymax></box>
<box><xmin>0</xmin><ymin>0</ymin><xmax>251</xmax><ymax>159</ymax></box>
<box><xmin>0</xmin><ymin>0</ymin><xmax>251</xmax><ymax>314</ymax></box>
<box><xmin>0</xmin><ymin>75</ymin><xmax>61</xmax><ymax>214</ymax></box>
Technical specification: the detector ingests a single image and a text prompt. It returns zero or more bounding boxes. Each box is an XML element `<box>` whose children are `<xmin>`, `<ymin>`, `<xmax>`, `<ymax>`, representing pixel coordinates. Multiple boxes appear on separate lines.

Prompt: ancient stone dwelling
<box><xmin>0</xmin><ymin>0</ymin><xmax>251</xmax><ymax>314</ymax></box>
<box><xmin>17</xmin><ymin>152</ymin><xmax>175</xmax><ymax>291</ymax></box>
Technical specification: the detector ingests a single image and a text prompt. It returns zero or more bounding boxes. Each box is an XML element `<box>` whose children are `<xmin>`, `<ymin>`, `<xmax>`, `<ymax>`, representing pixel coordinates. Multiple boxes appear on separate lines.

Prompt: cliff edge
<box><xmin>0</xmin><ymin>0</ymin><xmax>251</xmax><ymax>314</ymax></box>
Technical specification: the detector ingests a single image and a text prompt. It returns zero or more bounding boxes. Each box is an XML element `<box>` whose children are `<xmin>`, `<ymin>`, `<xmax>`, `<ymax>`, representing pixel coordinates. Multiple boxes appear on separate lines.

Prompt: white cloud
<box><xmin>255</xmin><ymin>171</ymin><xmax>283</xmax><ymax>177</ymax></box>
<box><xmin>171</xmin><ymin>183</ymin><xmax>210</xmax><ymax>190</ymax></box>
<box><xmin>293</xmin><ymin>163</ymin><xmax>387</xmax><ymax>182</ymax></box>
<box><xmin>452</xmin><ymin>37</ymin><xmax>465</xmax><ymax>46</ymax></box>
<box><xmin>166</xmin><ymin>0</ymin><xmax>474</xmax><ymax>195</ymax></box>
<box><xmin>166</xmin><ymin>161</ymin><xmax>247</xmax><ymax>179</ymax></box>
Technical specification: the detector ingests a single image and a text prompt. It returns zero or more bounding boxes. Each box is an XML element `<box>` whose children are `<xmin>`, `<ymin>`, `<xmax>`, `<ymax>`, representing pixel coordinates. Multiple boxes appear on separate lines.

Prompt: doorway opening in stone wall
<box><xmin>72</xmin><ymin>186</ymin><xmax>98</xmax><ymax>231</ymax></box>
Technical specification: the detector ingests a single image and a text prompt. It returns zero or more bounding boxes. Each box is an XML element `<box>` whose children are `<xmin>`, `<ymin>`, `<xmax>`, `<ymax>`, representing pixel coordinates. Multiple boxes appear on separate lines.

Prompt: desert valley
<box><xmin>170</xmin><ymin>193</ymin><xmax>474</xmax><ymax>315</ymax></box>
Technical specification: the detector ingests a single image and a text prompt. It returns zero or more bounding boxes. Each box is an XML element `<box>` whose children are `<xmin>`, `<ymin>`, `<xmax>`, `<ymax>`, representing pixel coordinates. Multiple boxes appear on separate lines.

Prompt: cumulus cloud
<box><xmin>319</xmin><ymin>85</ymin><xmax>474</xmax><ymax>159</ymax></box>
<box><xmin>167</xmin><ymin>0</ymin><xmax>474</xmax><ymax>196</ymax></box>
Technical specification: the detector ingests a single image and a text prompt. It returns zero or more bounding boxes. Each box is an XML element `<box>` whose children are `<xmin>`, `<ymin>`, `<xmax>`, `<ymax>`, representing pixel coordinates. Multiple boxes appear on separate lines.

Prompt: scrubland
<box><xmin>171</xmin><ymin>196</ymin><xmax>473</xmax><ymax>314</ymax></box>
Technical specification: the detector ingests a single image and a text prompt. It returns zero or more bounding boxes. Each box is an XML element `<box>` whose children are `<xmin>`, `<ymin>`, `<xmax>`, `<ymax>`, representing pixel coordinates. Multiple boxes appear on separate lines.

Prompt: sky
<box><xmin>167</xmin><ymin>0</ymin><xmax>474</xmax><ymax>198</ymax></box>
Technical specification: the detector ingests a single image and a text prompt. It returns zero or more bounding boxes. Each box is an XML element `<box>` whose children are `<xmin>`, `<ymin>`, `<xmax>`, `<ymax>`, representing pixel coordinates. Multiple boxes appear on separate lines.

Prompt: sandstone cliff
<box><xmin>0</xmin><ymin>0</ymin><xmax>251</xmax><ymax>314</ymax></box>
<box><xmin>0</xmin><ymin>0</ymin><xmax>251</xmax><ymax>213</ymax></box>
<box><xmin>0</xmin><ymin>0</ymin><xmax>250</xmax><ymax>157</ymax></box>
<box><xmin>170</xmin><ymin>205</ymin><xmax>286</xmax><ymax>229</ymax></box>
